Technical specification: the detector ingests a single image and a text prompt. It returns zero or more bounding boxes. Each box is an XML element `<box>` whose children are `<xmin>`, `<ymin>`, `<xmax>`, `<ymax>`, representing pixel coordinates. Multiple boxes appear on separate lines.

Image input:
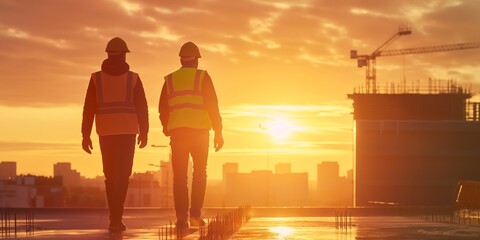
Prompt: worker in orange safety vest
<box><xmin>81</xmin><ymin>37</ymin><xmax>149</xmax><ymax>232</ymax></box>
<box><xmin>159</xmin><ymin>41</ymin><xmax>224</xmax><ymax>229</ymax></box>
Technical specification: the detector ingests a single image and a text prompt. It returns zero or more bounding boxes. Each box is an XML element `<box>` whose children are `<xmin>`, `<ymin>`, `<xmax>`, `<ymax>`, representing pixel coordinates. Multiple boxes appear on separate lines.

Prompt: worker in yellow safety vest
<box><xmin>159</xmin><ymin>41</ymin><xmax>224</xmax><ymax>229</ymax></box>
<box><xmin>81</xmin><ymin>37</ymin><xmax>149</xmax><ymax>232</ymax></box>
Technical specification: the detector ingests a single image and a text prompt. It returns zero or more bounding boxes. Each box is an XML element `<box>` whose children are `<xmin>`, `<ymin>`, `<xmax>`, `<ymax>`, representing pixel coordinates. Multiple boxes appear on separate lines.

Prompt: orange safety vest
<box><xmin>92</xmin><ymin>71</ymin><xmax>139</xmax><ymax>136</ymax></box>
<box><xmin>165</xmin><ymin>68</ymin><xmax>212</xmax><ymax>131</ymax></box>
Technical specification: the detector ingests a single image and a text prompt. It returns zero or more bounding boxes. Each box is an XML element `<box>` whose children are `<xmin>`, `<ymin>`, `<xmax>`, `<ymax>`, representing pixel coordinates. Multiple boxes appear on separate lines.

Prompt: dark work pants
<box><xmin>170</xmin><ymin>129</ymin><xmax>209</xmax><ymax>220</ymax></box>
<box><xmin>99</xmin><ymin>134</ymin><xmax>135</xmax><ymax>223</ymax></box>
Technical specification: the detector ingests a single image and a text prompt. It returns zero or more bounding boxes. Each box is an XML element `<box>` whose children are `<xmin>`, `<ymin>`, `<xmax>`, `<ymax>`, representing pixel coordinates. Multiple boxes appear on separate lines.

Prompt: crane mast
<box><xmin>350</xmin><ymin>27</ymin><xmax>480</xmax><ymax>94</ymax></box>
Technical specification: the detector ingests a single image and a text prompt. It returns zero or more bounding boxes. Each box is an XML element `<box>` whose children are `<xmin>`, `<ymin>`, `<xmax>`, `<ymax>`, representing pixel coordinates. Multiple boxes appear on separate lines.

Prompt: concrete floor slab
<box><xmin>232</xmin><ymin>217</ymin><xmax>480</xmax><ymax>240</ymax></box>
<box><xmin>2</xmin><ymin>208</ymin><xmax>480</xmax><ymax>239</ymax></box>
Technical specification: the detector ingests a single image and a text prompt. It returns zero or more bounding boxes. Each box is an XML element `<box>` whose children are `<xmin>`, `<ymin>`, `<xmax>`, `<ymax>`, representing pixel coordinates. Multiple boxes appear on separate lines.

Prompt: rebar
<box><xmin>199</xmin><ymin>205</ymin><xmax>251</xmax><ymax>240</ymax></box>
<box><xmin>403</xmin><ymin>205</ymin><xmax>480</xmax><ymax>227</ymax></box>
<box><xmin>0</xmin><ymin>208</ymin><xmax>35</xmax><ymax>238</ymax></box>
<box><xmin>335</xmin><ymin>207</ymin><xmax>354</xmax><ymax>230</ymax></box>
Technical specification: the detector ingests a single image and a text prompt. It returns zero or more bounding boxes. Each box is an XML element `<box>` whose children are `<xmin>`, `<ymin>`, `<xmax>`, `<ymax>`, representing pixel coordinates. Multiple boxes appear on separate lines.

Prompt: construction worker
<box><xmin>81</xmin><ymin>37</ymin><xmax>149</xmax><ymax>232</ymax></box>
<box><xmin>159</xmin><ymin>41</ymin><xmax>224</xmax><ymax>229</ymax></box>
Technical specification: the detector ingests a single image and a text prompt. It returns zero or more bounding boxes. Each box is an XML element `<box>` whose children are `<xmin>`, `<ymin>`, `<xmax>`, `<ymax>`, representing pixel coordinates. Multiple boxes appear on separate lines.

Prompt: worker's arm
<box><xmin>203</xmin><ymin>72</ymin><xmax>224</xmax><ymax>151</ymax></box>
<box><xmin>134</xmin><ymin>76</ymin><xmax>149</xmax><ymax>148</ymax></box>
<box><xmin>81</xmin><ymin>77</ymin><xmax>96</xmax><ymax>154</ymax></box>
<box><xmin>158</xmin><ymin>82</ymin><xmax>170</xmax><ymax>136</ymax></box>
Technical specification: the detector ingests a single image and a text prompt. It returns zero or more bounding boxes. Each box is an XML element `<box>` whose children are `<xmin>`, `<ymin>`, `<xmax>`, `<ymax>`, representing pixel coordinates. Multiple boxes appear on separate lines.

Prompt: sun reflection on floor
<box><xmin>269</xmin><ymin>226</ymin><xmax>294</xmax><ymax>239</ymax></box>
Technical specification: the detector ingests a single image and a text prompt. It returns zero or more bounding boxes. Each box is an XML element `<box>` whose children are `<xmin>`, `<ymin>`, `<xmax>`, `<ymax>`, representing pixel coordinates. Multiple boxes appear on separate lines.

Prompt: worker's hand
<box><xmin>82</xmin><ymin>137</ymin><xmax>93</xmax><ymax>154</ymax></box>
<box><xmin>214</xmin><ymin>133</ymin><xmax>224</xmax><ymax>152</ymax></box>
<box><xmin>138</xmin><ymin>133</ymin><xmax>148</xmax><ymax>149</ymax></box>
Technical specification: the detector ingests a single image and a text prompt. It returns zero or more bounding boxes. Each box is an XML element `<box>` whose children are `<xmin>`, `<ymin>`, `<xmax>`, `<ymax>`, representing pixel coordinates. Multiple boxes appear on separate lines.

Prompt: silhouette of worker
<box><xmin>81</xmin><ymin>37</ymin><xmax>149</xmax><ymax>232</ymax></box>
<box><xmin>159</xmin><ymin>42</ymin><xmax>224</xmax><ymax>229</ymax></box>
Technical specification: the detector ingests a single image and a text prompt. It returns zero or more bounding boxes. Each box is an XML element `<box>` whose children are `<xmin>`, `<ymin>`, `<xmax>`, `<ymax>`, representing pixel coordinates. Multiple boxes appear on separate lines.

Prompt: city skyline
<box><xmin>0</xmin><ymin>160</ymin><xmax>353</xmax><ymax>208</ymax></box>
<box><xmin>1</xmin><ymin>1</ymin><xmax>480</xmax><ymax>178</ymax></box>
<box><xmin>0</xmin><ymin>160</ymin><xmax>353</xmax><ymax>180</ymax></box>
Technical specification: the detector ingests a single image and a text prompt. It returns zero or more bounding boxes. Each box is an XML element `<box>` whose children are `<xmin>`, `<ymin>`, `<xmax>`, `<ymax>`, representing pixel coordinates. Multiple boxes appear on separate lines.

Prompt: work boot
<box><xmin>176</xmin><ymin>219</ymin><xmax>189</xmax><ymax>229</ymax></box>
<box><xmin>189</xmin><ymin>216</ymin><xmax>206</xmax><ymax>227</ymax></box>
<box><xmin>109</xmin><ymin>220</ymin><xmax>127</xmax><ymax>232</ymax></box>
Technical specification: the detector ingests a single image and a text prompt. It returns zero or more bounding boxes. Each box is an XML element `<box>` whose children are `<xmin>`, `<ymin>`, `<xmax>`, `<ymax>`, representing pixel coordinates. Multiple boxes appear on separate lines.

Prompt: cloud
<box><xmin>249</xmin><ymin>50</ymin><xmax>261</xmax><ymax>57</ymax></box>
<box><xmin>297</xmin><ymin>46</ymin><xmax>349</xmax><ymax>67</ymax></box>
<box><xmin>249</xmin><ymin>12</ymin><xmax>281</xmax><ymax>34</ymax></box>
<box><xmin>0</xmin><ymin>0</ymin><xmax>479</xmax><ymax>109</ymax></box>
<box><xmin>263</xmin><ymin>39</ymin><xmax>280</xmax><ymax>49</ymax></box>
<box><xmin>424</xmin><ymin>65</ymin><xmax>480</xmax><ymax>83</ymax></box>
<box><xmin>200</xmin><ymin>43</ymin><xmax>233</xmax><ymax>55</ymax></box>
<box><xmin>320</xmin><ymin>22</ymin><xmax>348</xmax><ymax>42</ymax></box>
<box><xmin>240</xmin><ymin>35</ymin><xmax>281</xmax><ymax>50</ymax></box>
<box><xmin>0</xmin><ymin>140</ymin><xmax>77</xmax><ymax>152</ymax></box>
<box><xmin>249</xmin><ymin>0</ymin><xmax>312</xmax><ymax>10</ymax></box>
<box><xmin>154</xmin><ymin>7</ymin><xmax>210</xmax><ymax>15</ymax></box>
<box><xmin>297</xmin><ymin>52</ymin><xmax>330</xmax><ymax>65</ymax></box>
<box><xmin>217</xmin><ymin>147</ymin><xmax>349</xmax><ymax>156</ymax></box>
<box><xmin>350</xmin><ymin>8</ymin><xmax>400</xmax><ymax>20</ymax></box>
<box><xmin>139</xmin><ymin>26</ymin><xmax>183</xmax><ymax>42</ymax></box>
<box><xmin>83</xmin><ymin>26</ymin><xmax>107</xmax><ymax>40</ymax></box>
<box><xmin>400</xmin><ymin>1</ymin><xmax>463</xmax><ymax>23</ymax></box>
<box><xmin>111</xmin><ymin>0</ymin><xmax>143</xmax><ymax>16</ymax></box>
<box><xmin>221</xmin><ymin>104</ymin><xmax>352</xmax><ymax>138</ymax></box>
<box><xmin>0</xmin><ymin>26</ymin><xmax>70</xmax><ymax>49</ymax></box>
<box><xmin>288</xmin><ymin>141</ymin><xmax>352</xmax><ymax>150</ymax></box>
<box><xmin>2</xmin><ymin>26</ymin><xmax>28</xmax><ymax>38</ymax></box>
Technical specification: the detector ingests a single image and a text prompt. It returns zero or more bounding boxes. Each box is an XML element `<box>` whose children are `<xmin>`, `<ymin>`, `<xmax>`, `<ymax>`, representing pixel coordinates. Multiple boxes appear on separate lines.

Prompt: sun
<box><xmin>269</xmin><ymin>226</ymin><xmax>294</xmax><ymax>239</ymax></box>
<box><xmin>260</xmin><ymin>117</ymin><xmax>294</xmax><ymax>141</ymax></box>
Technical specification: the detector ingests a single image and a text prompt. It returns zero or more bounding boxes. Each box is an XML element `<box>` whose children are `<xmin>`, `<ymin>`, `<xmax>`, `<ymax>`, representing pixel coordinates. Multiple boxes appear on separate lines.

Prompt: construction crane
<box><xmin>350</xmin><ymin>26</ymin><xmax>480</xmax><ymax>93</ymax></box>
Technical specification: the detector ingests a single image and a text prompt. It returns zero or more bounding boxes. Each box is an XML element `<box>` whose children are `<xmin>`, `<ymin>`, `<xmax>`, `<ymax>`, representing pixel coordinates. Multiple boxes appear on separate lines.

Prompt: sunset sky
<box><xmin>1</xmin><ymin>0</ymin><xmax>480</xmax><ymax>179</ymax></box>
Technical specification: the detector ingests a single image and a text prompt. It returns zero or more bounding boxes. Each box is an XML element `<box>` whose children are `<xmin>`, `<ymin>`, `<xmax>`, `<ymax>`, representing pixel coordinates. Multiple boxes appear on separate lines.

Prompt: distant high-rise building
<box><xmin>53</xmin><ymin>162</ymin><xmax>71</xmax><ymax>176</ymax></box>
<box><xmin>317</xmin><ymin>162</ymin><xmax>339</xmax><ymax>181</ymax></box>
<box><xmin>347</xmin><ymin>169</ymin><xmax>354</xmax><ymax>182</ymax></box>
<box><xmin>125</xmin><ymin>172</ymin><xmax>162</xmax><ymax>207</ymax></box>
<box><xmin>317</xmin><ymin>162</ymin><xmax>342</xmax><ymax>205</ymax></box>
<box><xmin>159</xmin><ymin>160</ymin><xmax>174</xmax><ymax>208</ymax></box>
<box><xmin>349</xmin><ymin>84</ymin><xmax>480</xmax><ymax>206</ymax></box>
<box><xmin>222</xmin><ymin>162</ymin><xmax>238</xmax><ymax>181</ymax></box>
<box><xmin>224</xmin><ymin>165</ymin><xmax>308</xmax><ymax>207</ymax></box>
<box><xmin>275</xmin><ymin>163</ymin><xmax>291</xmax><ymax>174</ymax></box>
<box><xmin>0</xmin><ymin>161</ymin><xmax>16</xmax><ymax>180</ymax></box>
<box><xmin>53</xmin><ymin>162</ymin><xmax>82</xmax><ymax>188</ymax></box>
<box><xmin>4</xmin><ymin>175</ymin><xmax>65</xmax><ymax>207</ymax></box>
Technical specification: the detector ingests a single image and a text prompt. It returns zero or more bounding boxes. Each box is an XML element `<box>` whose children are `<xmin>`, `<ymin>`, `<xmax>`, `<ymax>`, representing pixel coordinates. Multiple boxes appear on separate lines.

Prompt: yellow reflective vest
<box><xmin>165</xmin><ymin>68</ymin><xmax>212</xmax><ymax>131</ymax></box>
<box><xmin>92</xmin><ymin>71</ymin><xmax>139</xmax><ymax>136</ymax></box>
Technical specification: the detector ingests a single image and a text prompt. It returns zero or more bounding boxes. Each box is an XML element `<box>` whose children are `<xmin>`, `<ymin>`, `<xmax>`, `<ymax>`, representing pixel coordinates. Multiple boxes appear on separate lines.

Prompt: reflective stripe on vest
<box><xmin>93</xmin><ymin>71</ymin><xmax>139</xmax><ymax>136</ymax></box>
<box><xmin>165</xmin><ymin>68</ymin><xmax>212</xmax><ymax>131</ymax></box>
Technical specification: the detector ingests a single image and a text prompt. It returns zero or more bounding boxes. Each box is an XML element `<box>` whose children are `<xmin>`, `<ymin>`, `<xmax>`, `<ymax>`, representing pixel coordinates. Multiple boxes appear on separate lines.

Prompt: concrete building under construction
<box><xmin>349</xmin><ymin>83</ymin><xmax>480</xmax><ymax>206</ymax></box>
